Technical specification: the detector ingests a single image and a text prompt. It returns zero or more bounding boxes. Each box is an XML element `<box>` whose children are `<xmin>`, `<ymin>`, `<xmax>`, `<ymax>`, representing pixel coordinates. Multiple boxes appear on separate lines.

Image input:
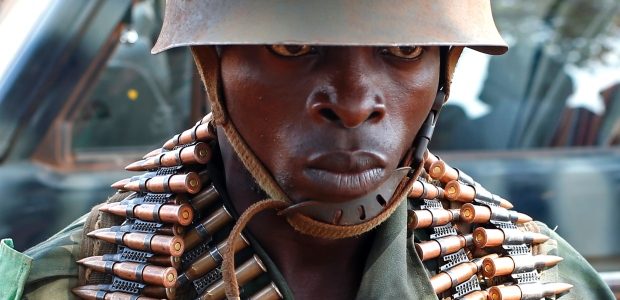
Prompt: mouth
<box><xmin>302</xmin><ymin>151</ymin><xmax>388</xmax><ymax>200</ymax></box>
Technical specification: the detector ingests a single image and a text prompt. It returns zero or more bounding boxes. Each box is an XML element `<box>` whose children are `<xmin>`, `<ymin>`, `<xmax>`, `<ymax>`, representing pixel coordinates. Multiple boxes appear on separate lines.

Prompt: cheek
<box><xmin>220</xmin><ymin>49</ymin><xmax>306</xmax><ymax>177</ymax></box>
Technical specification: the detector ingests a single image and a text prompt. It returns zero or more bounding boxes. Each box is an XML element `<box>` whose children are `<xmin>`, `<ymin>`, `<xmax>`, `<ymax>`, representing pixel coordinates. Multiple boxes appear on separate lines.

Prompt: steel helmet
<box><xmin>152</xmin><ymin>0</ymin><xmax>507</xmax><ymax>55</ymax></box>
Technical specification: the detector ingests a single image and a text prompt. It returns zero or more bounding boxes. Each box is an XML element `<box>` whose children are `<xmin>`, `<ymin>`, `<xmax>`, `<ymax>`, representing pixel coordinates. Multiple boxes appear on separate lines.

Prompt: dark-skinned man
<box><xmin>1</xmin><ymin>1</ymin><xmax>614</xmax><ymax>300</ymax></box>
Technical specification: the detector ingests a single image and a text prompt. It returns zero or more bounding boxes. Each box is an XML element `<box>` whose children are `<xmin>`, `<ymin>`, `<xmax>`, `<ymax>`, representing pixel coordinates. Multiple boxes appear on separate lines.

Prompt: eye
<box><xmin>380</xmin><ymin>46</ymin><xmax>424</xmax><ymax>59</ymax></box>
<box><xmin>268</xmin><ymin>45</ymin><xmax>317</xmax><ymax>57</ymax></box>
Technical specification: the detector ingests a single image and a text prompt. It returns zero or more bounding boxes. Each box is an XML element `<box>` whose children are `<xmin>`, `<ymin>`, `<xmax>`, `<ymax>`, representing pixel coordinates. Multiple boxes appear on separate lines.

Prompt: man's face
<box><xmin>220</xmin><ymin>45</ymin><xmax>440</xmax><ymax>203</ymax></box>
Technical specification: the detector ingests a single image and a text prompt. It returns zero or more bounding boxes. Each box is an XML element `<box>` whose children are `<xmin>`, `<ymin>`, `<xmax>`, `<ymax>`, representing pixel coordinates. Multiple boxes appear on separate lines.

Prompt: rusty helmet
<box><xmin>152</xmin><ymin>0</ymin><xmax>507</xmax><ymax>55</ymax></box>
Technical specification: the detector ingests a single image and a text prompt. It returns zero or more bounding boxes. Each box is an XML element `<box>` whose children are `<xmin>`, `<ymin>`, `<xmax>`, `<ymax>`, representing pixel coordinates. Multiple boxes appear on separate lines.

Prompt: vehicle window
<box><xmin>71</xmin><ymin>0</ymin><xmax>193</xmax><ymax>153</ymax></box>
<box><xmin>432</xmin><ymin>0</ymin><xmax>620</xmax><ymax>151</ymax></box>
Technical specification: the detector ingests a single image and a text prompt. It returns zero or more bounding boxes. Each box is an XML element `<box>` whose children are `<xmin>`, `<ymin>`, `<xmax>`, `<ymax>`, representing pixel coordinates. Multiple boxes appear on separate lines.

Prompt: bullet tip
<box><xmin>124</xmin><ymin>160</ymin><xmax>144</xmax><ymax>171</ymax></box>
<box><xmin>110</xmin><ymin>178</ymin><xmax>129</xmax><ymax>189</ymax></box>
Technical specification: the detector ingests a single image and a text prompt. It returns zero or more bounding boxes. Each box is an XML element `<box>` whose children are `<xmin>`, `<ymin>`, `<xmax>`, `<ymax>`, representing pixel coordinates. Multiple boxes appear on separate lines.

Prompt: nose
<box><xmin>307</xmin><ymin>52</ymin><xmax>386</xmax><ymax>128</ymax></box>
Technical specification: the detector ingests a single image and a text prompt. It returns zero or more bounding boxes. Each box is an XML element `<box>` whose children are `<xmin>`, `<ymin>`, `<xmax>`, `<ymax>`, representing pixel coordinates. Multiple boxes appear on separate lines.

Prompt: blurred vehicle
<box><xmin>0</xmin><ymin>0</ymin><xmax>618</xmax><ymax>296</ymax></box>
<box><xmin>0</xmin><ymin>0</ymin><xmax>206</xmax><ymax>250</ymax></box>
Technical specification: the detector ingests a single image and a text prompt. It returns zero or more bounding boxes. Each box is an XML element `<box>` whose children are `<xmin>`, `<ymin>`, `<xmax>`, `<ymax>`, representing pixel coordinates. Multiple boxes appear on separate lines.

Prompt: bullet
<box><xmin>123</xmin><ymin>172</ymin><xmax>202</xmax><ymax>194</ymax></box>
<box><xmin>111</xmin><ymin>178</ymin><xmax>131</xmax><ymax>190</ymax></box>
<box><xmin>414</xmin><ymin>234</ymin><xmax>472</xmax><ymax>261</ymax></box>
<box><xmin>126</xmin><ymin>142</ymin><xmax>213</xmax><ymax>171</ymax></box>
<box><xmin>444</xmin><ymin>181</ymin><xmax>513</xmax><ymax>209</ymax></box>
<box><xmin>197</xmin><ymin>255</ymin><xmax>267</xmax><ymax>300</ymax></box>
<box><xmin>424</xmin><ymin>150</ymin><xmax>440</xmax><ymax>171</ymax></box>
<box><xmin>71</xmin><ymin>288</ymin><xmax>162</xmax><ymax>300</ymax></box>
<box><xmin>147</xmin><ymin>254</ymin><xmax>182</xmax><ymax>269</ymax></box>
<box><xmin>488</xmin><ymin>282</ymin><xmax>573</xmax><ymax>300</ymax></box>
<box><xmin>460</xmin><ymin>203</ymin><xmax>532</xmax><ymax>224</ymax></box>
<box><xmin>408</xmin><ymin>208</ymin><xmax>460</xmax><ymax>229</ymax></box>
<box><xmin>428</xmin><ymin>160</ymin><xmax>475</xmax><ymax>185</ymax></box>
<box><xmin>460</xmin><ymin>290</ymin><xmax>489</xmax><ymax>300</ymax></box>
<box><xmin>249</xmin><ymin>282</ymin><xmax>283</xmax><ymax>300</ymax></box>
<box><xmin>142</xmin><ymin>147</ymin><xmax>164</xmax><ymax>159</ymax></box>
<box><xmin>184</xmin><ymin>206</ymin><xmax>233</xmax><ymax>250</ymax></box>
<box><xmin>163</xmin><ymin>121</ymin><xmax>216</xmax><ymax>150</ymax></box>
<box><xmin>72</xmin><ymin>283</ymin><xmax>175</xmax><ymax>299</ymax></box>
<box><xmin>482</xmin><ymin>255</ymin><xmax>563</xmax><ymax>278</ymax></box>
<box><xmin>100</xmin><ymin>202</ymin><xmax>194</xmax><ymax>226</ymax></box>
<box><xmin>190</xmin><ymin>184</ymin><xmax>221</xmax><ymax>212</ymax></box>
<box><xmin>100</xmin><ymin>252</ymin><xmax>182</xmax><ymax>269</ymax></box>
<box><xmin>473</xmin><ymin>227</ymin><xmax>549</xmax><ymax>248</ymax></box>
<box><xmin>408</xmin><ymin>180</ymin><xmax>445</xmax><ymax>199</ymax></box>
<box><xmin>87</xmin><ymin>229</ymin><xmax>185</xmax><ymax>256</ymax></box>
<box><xmin>430</xmin><ymin>253</ymin><xmax>497</xmax><ymax>294</ymax></box>
<box><xmin>110</xmin><ymin>222</ymin><xmax>185</xmax><ymax>237</ymax></box>
<box><xmin>177</xmin><ymin>234</ymin><xmax>249</xmax><ymax>287</ymax></box>
<box><xmin>77</xmin><ymin>256</ymin><xmax>177</xmax><ymax>288</ymax></box>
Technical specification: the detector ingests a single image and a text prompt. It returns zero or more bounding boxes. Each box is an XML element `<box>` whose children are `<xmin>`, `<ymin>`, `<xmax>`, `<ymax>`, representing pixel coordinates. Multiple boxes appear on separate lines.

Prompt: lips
<box><xmin>303</xmin><ymin>151</ymin><xmax>388</xmax><ymax>199</ymax></box>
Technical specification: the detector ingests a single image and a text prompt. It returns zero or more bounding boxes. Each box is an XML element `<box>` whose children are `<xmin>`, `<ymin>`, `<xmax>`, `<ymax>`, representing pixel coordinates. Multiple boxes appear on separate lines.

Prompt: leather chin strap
<box><xmin>191</xmin><ymin>45</ymin><xmax>463</xmax><ymax>299</ymax></box>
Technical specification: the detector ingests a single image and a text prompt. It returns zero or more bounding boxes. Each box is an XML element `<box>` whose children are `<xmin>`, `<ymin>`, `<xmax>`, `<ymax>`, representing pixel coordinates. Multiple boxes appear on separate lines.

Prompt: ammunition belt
<box><xmin>74</xmin><ymin>114</ymin><xmax>283</xmax><ymax>300</ymax></box>
<box><xmin>408</xmin><ymin>151</ymin><xmax>572</xmax><ymax>300</ymax></box>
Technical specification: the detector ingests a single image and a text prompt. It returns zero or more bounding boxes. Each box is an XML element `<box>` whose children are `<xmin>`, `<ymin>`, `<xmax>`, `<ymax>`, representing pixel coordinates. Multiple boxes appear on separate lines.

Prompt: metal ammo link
<box><xmin>193</xmin><ymin>266</ymin><xmax>223</xmax><ymax>295</ymax></box>
<box><xmin>453</xmin><ymin>275</ymin><xmax>481</xmax><ymax>299</ymax></box>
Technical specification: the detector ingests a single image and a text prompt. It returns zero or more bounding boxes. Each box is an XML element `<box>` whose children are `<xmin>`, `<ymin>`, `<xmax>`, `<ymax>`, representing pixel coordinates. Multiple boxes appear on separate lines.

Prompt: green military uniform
<box><xmin>2</xmin><ymin>197</ymin><xmax>614</xmax><ymax>299</ymax></box>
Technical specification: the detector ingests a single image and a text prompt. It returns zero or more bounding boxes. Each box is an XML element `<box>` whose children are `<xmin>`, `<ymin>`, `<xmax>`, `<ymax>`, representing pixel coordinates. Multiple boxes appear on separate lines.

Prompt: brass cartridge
<box><xmin>143</xmin><ymin>147</ymin><xmax>164</xmax><ymax>159</ymax></box>
<box><xmin>444</xmin><ymin>180</ymin><xmax>513</xmax><ymax>209</ymax></box>
<box><xmin>177</xmin><ymin>234</ymin><xmax>250</xmax><ymax>287</ymax></box>
<box><xmin>428</xmin><ymin>160</ymin><xmax>458</xmax><ymax>183</ymax></box>
<box><xmin>430</xmin><ymin>253</ymin><xmax>497</xmax><ymax>294</ymax></box>
<box><xmin>126</xmin><ymin>142</ymin><xmax>212</xmax><ymax>171</ymax></box>
<box><xmin>249</xmin><ymin>282</ymin><xmax>283</xmax><ymax>300</ymax></box>
<box><xmin>77</xmin><ymin>256</ymin><xmax>177</xmax><ymax>288</ymax></box>
<box><xmin>146</xmin><ymin>254</ymin><xmax>182</xmax><ymax>269</ymax></box>
<box><xmin>482</xmin><ymin>255</ymin><xmax>563</xmax><ymax>278</ymax></box>
<box><xmin>87</xmin><ymin>229</ymin><xmax>185</xmax><ymax>256</ymax></box>
<box><xmin>163</xmin><ymin>121</ymin><xmax>216</xmax><ymax>150</ymax></box>
<box><xmin>473</xmin><ymin>227</ymin><xmax>549</xmax><ymax>248</ymax></box>
<box><xmin>415</xmin><ymin>234</ymin><xmax>473</xmax><ymax>261</ymax></box>
<box><xmin>488</xmin><ymin>282</ymin><xmax>573</xmax><ymax>300</ymax></box>
<box><xmin>100</xmin><ymin>202</ymin><xmax>194</xmax><ymax>226</ymax></box>
<box><xmin>71</xmin><ymin>288</ymin><xmax>162</xmax><ymax>300</ymax></box>
<box><xmin>424</xmin><ymin>150</ymin><xmax>440</xmax><ymax>170</ymax></box>
<box><xmin>460</xmin><ymin>203</ymin><xmax>531</xmax><ymax>224</ymax></box>
<box><xmin>460</xmin><ymin>289</ymin><xmax>489</xmax><ymax>300</ymax></box>
<box><xmin>142</xmin><ymin>285</ymin><xmax>176</xmax><ymax>299</ymax></box>
<box><xmin>184</xmin><ymin>206</ymin><xmax>233</xmax><ymax>250</ymax></box>
<box><xmin>408</xmin><ymin>208</ymin><xmax>460</xmax><ymax>229</ymax></box>
<box><xmin>71</xmin><ymin>284</ymin><xmax>173</xmax><ymax>300</ymax></box>
<box><xmin>408</xmin><ymin>180</ymin><xmax>445</xmax><ymax>199</ymax></box>
<box><xmin>123</xmin><ymin>172</ymin><xmax>202</xmax><ymax>194</ymax></box>
<box><xmin>430</xmin><ymin>261</ymin><xmax>478</xmax><ymax>294</ymax></box>
<box><xmin>190</xmin><ymin>185</ymin><xmax>221</xmax><ymax>212</ymax></box>
<box><xmin>198</xmin><ymin>255</ymin><xmax>267</xmax><ymax>300</ymax></box>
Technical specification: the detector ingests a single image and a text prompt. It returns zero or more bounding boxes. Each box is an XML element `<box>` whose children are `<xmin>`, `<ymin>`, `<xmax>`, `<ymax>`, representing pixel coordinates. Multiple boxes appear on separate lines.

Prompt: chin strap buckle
<box><xmin>409</xmin><ymin>90</ymin><xmax>446</xmax><ymax>176</ymax></box>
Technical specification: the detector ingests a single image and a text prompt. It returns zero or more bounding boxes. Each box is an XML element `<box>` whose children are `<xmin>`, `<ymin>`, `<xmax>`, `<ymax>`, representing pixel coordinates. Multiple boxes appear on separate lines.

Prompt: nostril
<box><xmin>367</xmin><ymin>111</ymin><xmax>382</xmax><ymax>121</ymax></box>
<box><xmin>319</xmin><ymin>108</ymin><xmax>340</xmax><ymax>122</ymax></box>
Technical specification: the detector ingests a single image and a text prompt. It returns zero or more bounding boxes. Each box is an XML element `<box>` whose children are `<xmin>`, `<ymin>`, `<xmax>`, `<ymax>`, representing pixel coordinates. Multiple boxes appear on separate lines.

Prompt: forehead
<box><xmin>152</xmin><ymin>0</ymin><xmax>506</xmax><ymax>55</ymax></box>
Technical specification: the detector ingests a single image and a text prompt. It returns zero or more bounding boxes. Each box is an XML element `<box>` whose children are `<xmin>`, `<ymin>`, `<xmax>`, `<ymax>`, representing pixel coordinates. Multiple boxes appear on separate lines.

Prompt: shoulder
<box><xmin>21</xmin><ymin>192</ymin><xmax>128</xmax><ymax>300</ymax></box>
<box><xmin>21</xmin><ymin>213</ymin><xmax>85</xmax><ymax>300</ymax></box>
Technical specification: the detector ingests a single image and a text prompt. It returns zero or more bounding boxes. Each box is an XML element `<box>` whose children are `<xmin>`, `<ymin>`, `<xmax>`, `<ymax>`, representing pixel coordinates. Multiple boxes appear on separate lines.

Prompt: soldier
<box><xmin>0</xmin><ymin>1</ymin><xmax>614</xmax><ymax>300</ymax></box>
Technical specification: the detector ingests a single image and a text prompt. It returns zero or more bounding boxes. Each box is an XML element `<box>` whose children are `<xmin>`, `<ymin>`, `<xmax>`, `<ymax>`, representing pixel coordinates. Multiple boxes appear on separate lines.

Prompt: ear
<box><xmin>190</xmin><ymin>46</ymin><xmax>228</xmax><ymax>125</ymax></box>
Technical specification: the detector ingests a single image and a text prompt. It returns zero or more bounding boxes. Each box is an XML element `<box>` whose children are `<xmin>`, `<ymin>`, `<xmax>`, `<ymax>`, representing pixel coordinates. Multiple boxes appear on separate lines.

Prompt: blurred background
<box><xmin>0</xmin><ymin>0</ymin><xmax>618</xmax><ymax>296</ymax></box>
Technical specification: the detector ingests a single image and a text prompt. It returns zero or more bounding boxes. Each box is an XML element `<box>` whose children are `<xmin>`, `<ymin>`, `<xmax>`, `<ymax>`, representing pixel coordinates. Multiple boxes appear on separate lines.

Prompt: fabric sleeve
<box><xmin>20</xmin><ymin>214</ymin><xmax>87</xmax><ymax>300</ymax></box>
<box><xmin>0</xmin><ymin>238</ymin><xmax>32</xmax><ymax>300</ymax></box>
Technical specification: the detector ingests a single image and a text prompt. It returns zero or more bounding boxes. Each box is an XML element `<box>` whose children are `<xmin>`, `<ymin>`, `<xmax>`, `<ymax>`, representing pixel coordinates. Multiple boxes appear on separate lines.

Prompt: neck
<box><xmin>218</xmin><ymin>138</ymin><xmax>374</xmax><ymax>300</ymax></box>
